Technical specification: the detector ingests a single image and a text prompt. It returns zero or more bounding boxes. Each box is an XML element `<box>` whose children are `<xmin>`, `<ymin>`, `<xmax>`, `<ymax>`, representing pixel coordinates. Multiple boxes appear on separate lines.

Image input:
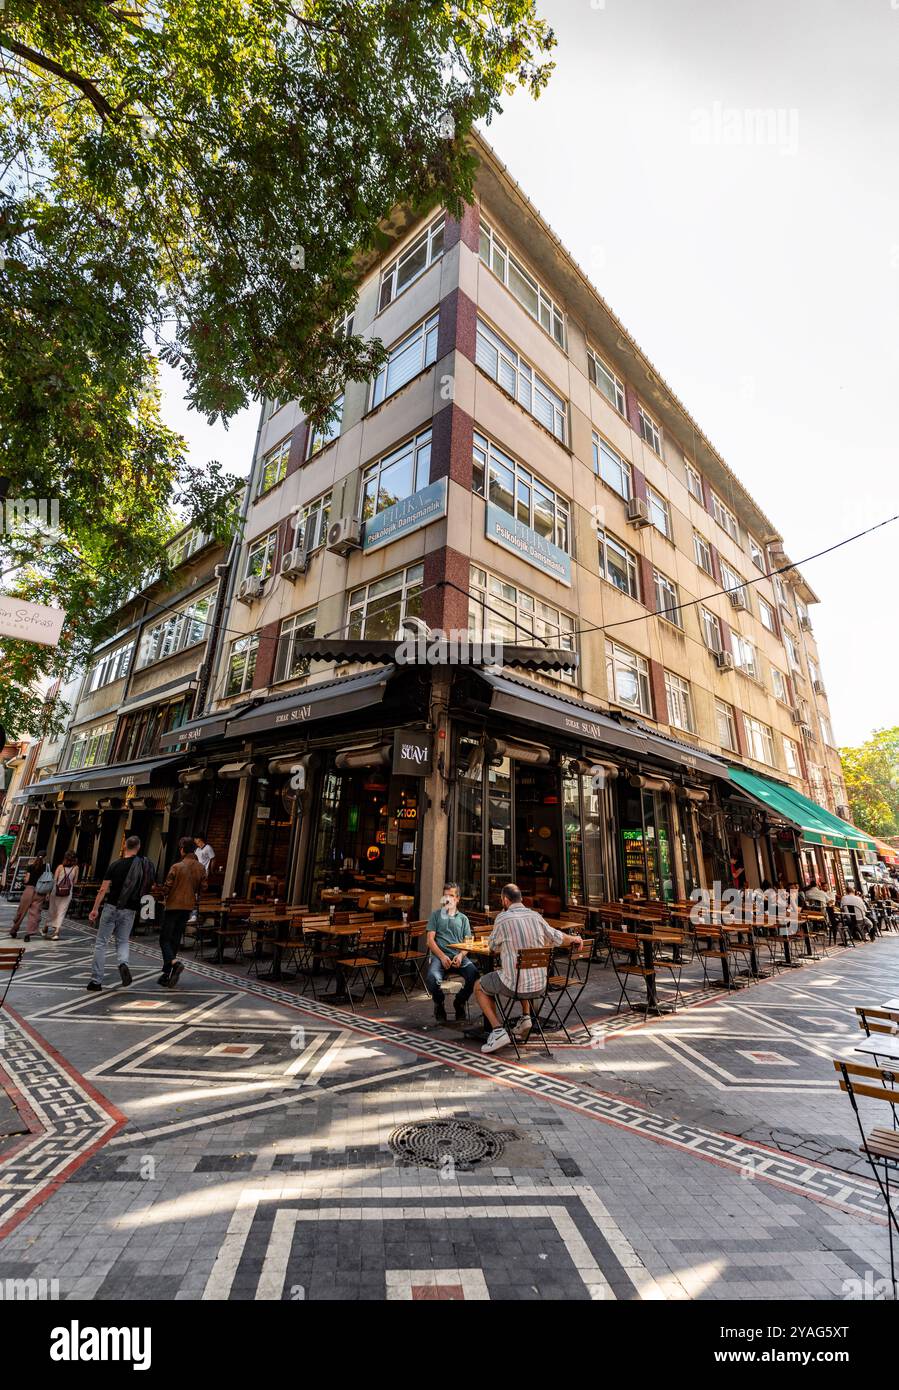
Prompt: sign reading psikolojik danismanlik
<box><xmin>0</xmin><ymin>594</ymin><xmax>66</xmax><ymax>646</ymax></box>
<box><xmin>485</xmin><ymin>504</ymin><xmax>572</xmax><ymax>585</ymax></box>
<box><xmin>362</xmin><ymin>478</ymin><xmax>448</xmax><ymax>552</ymax></box>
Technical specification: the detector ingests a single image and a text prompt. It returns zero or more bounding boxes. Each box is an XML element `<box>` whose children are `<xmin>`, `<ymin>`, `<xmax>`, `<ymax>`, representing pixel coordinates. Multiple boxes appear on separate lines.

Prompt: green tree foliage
<box><xmin>840</xmin><ymin>727</ymin><xmax>899</xmax><ymax>838</ymax></box>
<box><xmin>0</xmin><ymin>1</ymin><xmax>555</xmax><ymax>735</ymax></box>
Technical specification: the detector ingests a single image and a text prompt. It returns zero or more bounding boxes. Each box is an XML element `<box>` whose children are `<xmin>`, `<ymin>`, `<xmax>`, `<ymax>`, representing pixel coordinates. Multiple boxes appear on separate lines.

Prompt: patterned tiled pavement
<box><xmin>1</xmin><ymin>901</ymin><xmax>897</xmax><ymax>1302</ymax></box>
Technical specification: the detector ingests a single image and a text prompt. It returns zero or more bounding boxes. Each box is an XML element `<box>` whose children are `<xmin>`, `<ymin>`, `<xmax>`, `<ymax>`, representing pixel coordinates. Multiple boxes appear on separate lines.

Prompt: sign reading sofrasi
<box><xmin>485</xmin><ymin>504</ymin><xmax>571</xmax><ymax>585</ymax></box>
<box><xmin>0</xmin><ymin>594</ymin><xmax>66</xmax><ymax>647</ymax></box>
<box><xmin>392</xmin><ymin>728</ymin><xmax>433</xmax><ymax>777</ymax></box>
<box><xmin>363</xmin><ymin>478</ymin><xmax>448</xmax><ymax>552</ymax></box>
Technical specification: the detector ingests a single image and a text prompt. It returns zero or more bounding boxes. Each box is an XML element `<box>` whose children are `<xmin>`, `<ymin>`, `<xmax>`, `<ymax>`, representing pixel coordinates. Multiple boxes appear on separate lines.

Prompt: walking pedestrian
<box><xmin>43</xmin><ymin>852</ymin><xmax>79</xmax><ymax>940</ymax></box>
<box><xmin>9</xmin><ymin>855</ymin><xmax>47</xmax><ymax>941</ymax></box>
<box><xmin>86</xmin><ymin>836</ymin><xmax>154</xmax><ymax>991</ymax></box>
<box><xmin>157</xmin><ymin>837</ymin><xmax>205</xmax><ymax>988</ymax></box>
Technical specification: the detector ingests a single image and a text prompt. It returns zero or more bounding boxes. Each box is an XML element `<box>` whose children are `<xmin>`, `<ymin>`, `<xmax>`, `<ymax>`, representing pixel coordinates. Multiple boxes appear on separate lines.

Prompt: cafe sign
<box><xmin>485</xmin><ymin>504</ymin><xmax>571</xmax><ymax>585</ymax></box>
<box><xmin>363</xmin><ymin>478</ymin><xmax>448</xmax><ymax>553</ymax></box>
<box><xmin>392</xmin><ymin>729</ymin><xmax>433</xmax><ymax>777</ymax></box>
<box><xmin>0</xmin><ymin>594</ymin><xmax>66</xmax><ymax>647</ymax></box>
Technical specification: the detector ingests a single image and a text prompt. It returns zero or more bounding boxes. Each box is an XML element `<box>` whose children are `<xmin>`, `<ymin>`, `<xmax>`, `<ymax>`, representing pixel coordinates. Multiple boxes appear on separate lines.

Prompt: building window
<box><xmin>638</xmin><ymin>405</ymin><xmax>661</xmax><ymax>455</ymax></box>
<box><xmin>758</xmin><ymin>596</ymin><xmax>776</xmax><ymax>633</ymax></box>
<box><xmin>646</xmin><ymin>486</ymin><xmax>671</xmax><ymax>538</ymax></box>
<box><xmin>137</xmin><ymin>593</ymin><xmax>213</xmax><ymax>669</ymax></box>
<box><xmin>653</xmin><ymin>570</ymin><xmax>682</xmax><ymax>626</ymax></box>
<box><xmin>820</xmin><ymin>713</ymin><xmax>835</xmax><ymax>747</ymax></box>
<box><xmin>771</xmin><ymin>667</ymin><xmax>789</xmax><ymax>703</ymax></box>
<box><xmin>700</xmin><ymin>606</ymin><xmax>722</xmax><ymax>652</ymax></box>
<box><xmin>808</xmin><ymin>655</ymin><xmax>821</xmax><ymax>686</ymax></box>
<box><xmin>605</xmin><ymin>640</ymin><xmax>651</xmax><ymax>715</ymax></box>
<box><xmin>473</xmin><ymin>432</ymin><xmax>570</xmax><ymax>552</ymax></box>
<box><xmin>711</xmin><ymin>490</ymin><xmax>739</xmax><ymax>541</ymax></box>
<box><xmin>715</xmin><ymin>699</ymin><xmax>738</xmax><ymax>752</ymax></box>
<box><xmin>167</xmin><ymin>528</ymin><xmax>211</xmax><ymax>568</ymax></box>
<box><xmin>258</xmin><ymin>436</ymin><xmax>291</xmax><ymax>494</ymax></box>
<box><xmin>783</xmin><ymin>736</ymin><xmax>801</xmax><ymax>776</ymax></box>
<box><xmin>796</xmin><ymin>600</ymin><xmax>810</xmax><ymax>629</ymax></box>
<box><xmin>469</xmin><ymin>566</ymin><xmax>576</xmax><ymax>684</ymax></box>
<box><xmin>592</xmin><ymin>432</ymin><xmax>631</xmax><ymax>500</ymax></box>
<box><xmin>598</xmin><ymin>530</ymin><xmax>640</xmax><ymax>600</ymax></box>
<box><xmin>732</xmin><ymin>633</ymin><xmax>759</xmax><ymax>679</ymax></box>
<box><xmin>378</xmin><ymin>214</ymin><xmax>445</xmax><ymax>310</ymax></box>
<box><xmin>744</xmin><ymin>714</ymin><xmax>775</xmax><ymax>765</ymax></box>
<box><xmin>362</xmin><ymin>430</ymin><xmax>432</xmax><ymax>522</ymax></box>
<box><xmin>664</xmin><ymin>671</ymin><xmax>695</xmax><ymax>733</ymax></box>
<box><xmin>685</xmin><ymin>461</ymin><xmax>704</xmax><ymax>502</ymax></box>
<box><xmin>307</xmin><ymin>393</ymin><xmax>344</xmax><ymax>457</ymax></box>
<box><xmin>245</xmin><ymin>530</ymin><xmax>278</xmax><ymax>582</ymax></box>
<box><xmin>587</xmin><ymin>348</ymin><xmax>625</xmax><ymax>414</ymax></box>
<box><xmin>475</xmin><ymin>318</ymin><xmax>567</xmax><ymax>442</ymax></box>
<box><xmin>274</xmin><ymin>608</ymin><xmax>318</xmax><ymax>684</ymax></box>
<box><xmin>749</xmin><ymin>535</ymin><xmax>765</xmax><ymax>570</ymax></box>
<box><xmin>371</xmin><ymin>313</ymin><xmax>439</xmax><ymax>408</ymax></box>
<box><xmin>225</xmin><ymin>633</ymin><xmax>259</xmax><ymax>697</ymax></box>
<box><xmin>67</xmin><ymin>720</ymin><xmax>115</xmax><ymax>771</ymax></box>
<box><xmin>479</xmin><ymin>218</ymin><xmax>565</xmax><ymax>346</ymax></box>
<box><xmin>694</xmin><ymin>531</ymin><xmax>714</xmax><ymax>576</ymax></box>
<box><xmin>347</xmin><ymin>564</ymin><xmax>424</xmax><ymax>640</ymax></box>
<box><xmin>111</xmin><ymin>696</ymin><xmax>191</xmax><ymax>764</ymax></box>
<box><xmin>721</xmin><ymin>559</ymin><xmax>750</xmax><ymax>611</ymax></box>
<box><xmin>87</xmin><ymin>641</ymin><xmax>134</xmax><ymax>693</ymax></box>
<box><xmin>785</xmin><ymin>632</ymin><xmax>801</xmax><ymax>670</ymax></box>
<box><xmin>294</xmin><ymin>494</ymin><xmax>331</xmax><ymax>553</ymax></box>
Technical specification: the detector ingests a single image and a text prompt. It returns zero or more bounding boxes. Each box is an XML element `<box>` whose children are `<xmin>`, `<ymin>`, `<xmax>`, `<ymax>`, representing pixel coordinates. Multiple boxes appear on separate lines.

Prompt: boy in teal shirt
<box><xmin>425</xmin><ymin>882</ymin><xmax>479</xmax><ymax>1022</ymax></box>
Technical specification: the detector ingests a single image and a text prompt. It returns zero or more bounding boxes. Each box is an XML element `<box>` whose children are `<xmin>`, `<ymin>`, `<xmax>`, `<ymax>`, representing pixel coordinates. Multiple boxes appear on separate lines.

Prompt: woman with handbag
<box><xmin>9</xmin><ymin>855</ymin><xmax>46</xmax><ymax>940</ymax></box>
<box><xmin>43</xmin><ymin>853</ymin><xmax>79</xmax><ymax>940</ymax></box>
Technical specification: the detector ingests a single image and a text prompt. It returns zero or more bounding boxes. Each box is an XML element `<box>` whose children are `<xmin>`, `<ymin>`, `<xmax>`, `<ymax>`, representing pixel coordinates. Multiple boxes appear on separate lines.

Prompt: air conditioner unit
<box><xmin>790</xmin><ymin>707</ymin><xmax>804</xmax><ymax>725</ymax></box>
<box><xmin>713</xmin><ymin>650</ymin><xmax>734</xmax><ymax>672</ymax></box>
<box><xmin>280</xmin><ymin>545</ymin><xmax>308</xmax><ymax>581</ymax></box>
<box><xmin>625</xmin><ymin>497</ymin><xmax>651</xmax><ymax>527</ymax></box>
<box><xmin>729</xmin><ymin>588</ymin><xmax>749</xmax><ymax>610</ymax></box>
<box><xmin>326</xmin><ymin>516</ymin><xmax>363</xmax><ymax>555</ymax></box>
<box><xmin>836</xmin><ymin>803</ymin><xmax>851</xmax><ymax>820</ymax></box>
<box><xmin>237</xmin><ymin>576</ymin><xmax>265</xmax><ymax>604</ymax></box>
<box><xmin>812</xmin><ymin>678</ymin><xmax>825</xmax><ymax>696</ymax></box>
<box><xmin>799</xmin><ymin>615</ymin><xmax>812</xmax><ymax>632</ymax></box>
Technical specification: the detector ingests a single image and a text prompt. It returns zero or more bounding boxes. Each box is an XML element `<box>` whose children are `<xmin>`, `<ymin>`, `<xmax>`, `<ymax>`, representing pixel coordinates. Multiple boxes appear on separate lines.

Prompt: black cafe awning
<box><xmin>225</xmin><ymin>665</ymin><xmax>394</xmax><ymax>739</ymax></box>
<box><xmin>16</xmin><ymin>756</ymin><xmax>183</xmax><ymax>799</ymax></box>
<box><xmin>286</xmin><ymin>638</ymin><xmax>577</xmax><ymax>674</ymax></box>
<box><xmin>158</xmin><ymin>710</ymin><xmax>235</xmax><ymax>753</ymax></box>
<box><xmin>473</xmin><ymin>670</ymin><xmax>730</xmax><ymax>780</ymax></box>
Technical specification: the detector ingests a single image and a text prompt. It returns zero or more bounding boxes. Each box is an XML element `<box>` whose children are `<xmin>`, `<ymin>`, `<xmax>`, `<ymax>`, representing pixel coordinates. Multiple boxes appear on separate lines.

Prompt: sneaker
<box><xmin>433</xmin><ymin>1001</ymin><xmax>447</xmax><ymax>1022</ymax></box>
<box><xmin>86</xmin><ymin>980</ymin><xmax>102</xmax><ymax>992</ymax></box>
<box><xmin>463</xmin><ymin>1022</ymin><xmax>490</xmax><ymax>1040</ymax></box>
<box><xmin>512</xmin><ymin>1015</ymin><xmax>533</xmax><ymax>1041</ymax></box>
<box><xmin>169</xmin><ymin>961</ymin><xmax>185</xmax><ymax>988</ymax></box>
<box><xmin>119</xmin><ymin>963</ymin><xmax>132</xmax><ymax>987</ymax></box>
<box><xmin>157</xmin><ymin>973</ymin><xmax>170</xmax><ymax>988</ymax></box>
<box><xmin>481</xmin><ymin>1027</ymin><xmax>511</xmax><ymax>1055</ymax></box>
<box><xmin>454</xmin><ymin>999</ymin><xmax>467</xmax><ymax>1021</ymax></box>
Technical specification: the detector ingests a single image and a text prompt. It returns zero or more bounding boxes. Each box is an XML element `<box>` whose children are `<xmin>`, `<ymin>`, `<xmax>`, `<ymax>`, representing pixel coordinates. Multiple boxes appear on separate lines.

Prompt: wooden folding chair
<box><xmin>834</xmin><ymin>1059</ymin><xmax>899</xmax><ymax>1298</ymax></box>
<box><xmin>541</xmin><ymin>939</ymin><xmax>595</xmax><ymax>1041</ymax></box>
<box><xmin>0</xmin><ymin>946</ymin><xmax>25</xmax><ymax>1009</ymax></box>
<box><xmin>492</xmin><ymin>948</ymin><xmax>553</xmax><ymax>1058</ymax></box>
<box><xmin>386</xmin><ymin>921</ymin><xmax>428</xmax><ymax>1000</ymax></box>
<box><xmin>335</xmin><ymin>923</ymin><xmax>387</xmax><ymax>1011</ymax></box>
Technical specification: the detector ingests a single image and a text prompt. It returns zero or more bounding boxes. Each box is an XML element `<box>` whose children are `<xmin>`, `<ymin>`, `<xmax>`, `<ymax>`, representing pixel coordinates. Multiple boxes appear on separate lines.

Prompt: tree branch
<box><xmin>0</xmin><ymin>34</ymin><xmax>116</xmax><ymax>121</ymax></box>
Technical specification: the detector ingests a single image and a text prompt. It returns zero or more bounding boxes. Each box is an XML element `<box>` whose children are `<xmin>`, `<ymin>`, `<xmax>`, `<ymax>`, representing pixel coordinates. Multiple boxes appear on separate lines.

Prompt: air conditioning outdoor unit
<box><xmin>812</xmin><ymin>679</ymin><xmax>825</xmax><ymax>696</ymax></box>
<box><xmin>790</xmin><ymin>707</ymin><xmax>803</xmax><ymax>725</ymax></box>
<box><xmin>280</xmin><ymin>544</ymin><xmax>308</xmax><ymax>580</ymax></box>
<box><xmin>625</xmin><ymin>497</ymin><xmax>651</xmax><ymax>527</ymax></box>
<box><xmin>799</xmin><ymin>615</ymin><xmax>812</xmax><ymax>631</ymax></box>
<box><xmin>713</xmin><ymin>650</ymin><xmax>734</xmax><ymax>671</ymax></box>
<box><xmin>326</xmin><ymin>516</ymin><xmax>363</xmax><ymax>555</ymax></box>
<box><xmin>729</xmin><ymin>588</ymin><xmax>748</xmax><ymax>610</ymax></box>
<box><xmin>237</xmin><ymin>575</ymin><xmax>265</xmax><ymax>604</ymax></box>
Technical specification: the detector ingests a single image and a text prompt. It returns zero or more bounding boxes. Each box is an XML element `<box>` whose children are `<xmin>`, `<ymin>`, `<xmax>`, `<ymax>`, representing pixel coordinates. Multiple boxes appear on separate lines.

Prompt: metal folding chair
<box><xmin>834</xmin><ymin>1059</ymin><xmax>899</xmax><ymax>1299</ymax></box>
<box><xmin>492</xmin><ymin>948</ymin><xmax>553</xmax><ymax>1058</ymax></box>
<box><xmin>386</xmin><ymin>921</ymin><xmax>428</xmax><ymax>1000</ymax></box>
<box><xmin>0</xmin><ymin>946</ymin><xmax>25</xmax><ymax>1010</ymax></box>
<box><xmin>541</xmin><ymin>939</ymin><xmax>595</xmax><ymax>1040</ymax></box>
<box><xmin>335</xmin><ymin>923</ymin><xmax>387</xmax><ymax>1012</ymax></box>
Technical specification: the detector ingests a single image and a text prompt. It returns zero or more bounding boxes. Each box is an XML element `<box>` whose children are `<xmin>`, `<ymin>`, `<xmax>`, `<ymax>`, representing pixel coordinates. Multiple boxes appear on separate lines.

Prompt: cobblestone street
<box><xmin>1</xmin><ymin>903</ymin><xmax>896</xmax><ymax>1303</ymax></box>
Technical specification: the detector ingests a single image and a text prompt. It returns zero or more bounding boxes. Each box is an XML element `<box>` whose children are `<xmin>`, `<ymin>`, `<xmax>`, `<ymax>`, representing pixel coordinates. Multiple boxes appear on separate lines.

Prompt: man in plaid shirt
<box><xmin>474</xmin><ymin>883</ymin><xmax>582</xmax><ymax>1054</ymax></box>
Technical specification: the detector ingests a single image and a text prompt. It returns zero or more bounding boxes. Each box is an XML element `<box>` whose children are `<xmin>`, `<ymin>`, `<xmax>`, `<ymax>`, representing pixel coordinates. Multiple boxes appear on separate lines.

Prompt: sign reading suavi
<box><xmin>485</xmin><ymin>504</ymin><xmax>571</xmax><ymax>585</ymax></box>
<box><xmin>363</xmin><ymin>478</ymin><xmax>448</xmax><ymax>552</ymax></box>
<box><xmin>392</xmin><ymin>729</ymin><xmax>433</xmax><ymax>777</ymax></box>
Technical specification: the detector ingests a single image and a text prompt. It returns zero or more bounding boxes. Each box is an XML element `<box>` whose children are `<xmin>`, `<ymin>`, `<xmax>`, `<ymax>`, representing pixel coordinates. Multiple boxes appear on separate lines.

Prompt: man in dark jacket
<box><xmin>87</xmin><ymin>836</ymin><xmax>154</xmax><ymax>991</ymax></box>
<box><xmin>158</xmin><ymin>837</ymin><xmax>206</xmax><ymax>988</ymax></box>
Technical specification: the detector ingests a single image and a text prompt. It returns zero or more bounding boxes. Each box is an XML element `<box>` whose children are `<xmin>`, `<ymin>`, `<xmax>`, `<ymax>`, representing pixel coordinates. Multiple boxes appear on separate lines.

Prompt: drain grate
<box><xmin>388</xmin><ymin>1118</ymin><xmax>505</xmax><ymax>1170</ymax></box>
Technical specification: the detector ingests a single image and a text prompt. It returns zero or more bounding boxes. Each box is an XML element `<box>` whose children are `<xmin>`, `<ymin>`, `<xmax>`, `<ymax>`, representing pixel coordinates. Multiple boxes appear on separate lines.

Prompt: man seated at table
<box><xmin>840</xmin><ymin>885</ymin><xmax>876</xmax><ymax>941</ymax></box>
<box><xmin>425</xmin><ymin>883</ymin><xmax>479</xmax><ymax>1023</ymax></box>
<box><xmin>473</xmin><ymin>883</ymin><xmax>582</xmax><ymax>1054</ymax></box>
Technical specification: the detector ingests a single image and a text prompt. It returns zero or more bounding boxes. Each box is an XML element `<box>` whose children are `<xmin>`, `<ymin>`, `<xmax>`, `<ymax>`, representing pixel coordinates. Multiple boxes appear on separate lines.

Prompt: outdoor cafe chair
<box><xmin>386</xmin><ymin>920</ymin><xmax>429</xmax><ymax>1000</ymax></box>
<box><xmin>607</xmin><ymin>929</ymin><xmax>657</xmax><ymax>1014</ymax></box>
<box><xmin>335</xmin><ymin>923</ymin><xmax>387</xmax><ymax>1012</ymax></box>
<box><xmin>834</xmin><ymin>1058</ymin><xmax>899</xmax><ymax>1298</ymax></box>
<box><xmin>0</xmin><ymin>946</ymin><xmax>25</xmax><ymax>1010</ymax></box>
<box><xmin>540</xmin><ymin>939</ymin><xmax>595</xmax><ymax>1041</ymax></box>
<box><xmin>692</xmin><ymin>922</ymin><xmax>743</xmax><ymax>991</ymax></box>
<box><xmin>491</xmin><ymin>947</ymin><xmax>554</xmax><ymax>1059</ymax></box>
<box><xmin>855</xmin><ymin>1007</ymin><xmax>899</xmax><ymax>1068</ymax></box>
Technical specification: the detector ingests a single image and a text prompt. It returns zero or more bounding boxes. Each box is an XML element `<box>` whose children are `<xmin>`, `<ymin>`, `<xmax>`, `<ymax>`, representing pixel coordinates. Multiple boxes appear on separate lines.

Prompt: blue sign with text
<box><xmin>485</xmin><ymin>503</ymin><xmax>572</xmax><ymax>585</ymax></box>
<box><xmin>363</xmin><ymin>478</ymin><xmax>448</xmax><ymax>552</ymax></box>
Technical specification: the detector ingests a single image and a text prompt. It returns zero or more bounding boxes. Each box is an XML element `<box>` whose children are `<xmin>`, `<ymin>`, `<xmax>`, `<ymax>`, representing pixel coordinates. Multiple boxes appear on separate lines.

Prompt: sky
<box><xmin>159</xmin><ymin>0</ymin><xmax>899</xmax><ymax>748</ymax></box>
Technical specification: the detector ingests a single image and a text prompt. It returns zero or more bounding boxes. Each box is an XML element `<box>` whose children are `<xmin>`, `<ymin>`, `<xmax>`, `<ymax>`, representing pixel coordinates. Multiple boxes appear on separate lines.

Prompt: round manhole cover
<box><xmin>388</xmin><ymin>1119</ymin><xmax>505</xmax><ymax>1170</ymax></box>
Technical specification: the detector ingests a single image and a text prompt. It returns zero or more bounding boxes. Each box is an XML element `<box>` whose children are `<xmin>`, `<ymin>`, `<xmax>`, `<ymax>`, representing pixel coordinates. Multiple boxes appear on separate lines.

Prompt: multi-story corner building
<box><xmin>9</xmin><ymin>525</ymin><xmax>230</xmax><ymax>882</ymax></box>
<box><xmin>13</xmin><ymin>132</ymin><xmax>872</xmax><ymax>908</ymax></box>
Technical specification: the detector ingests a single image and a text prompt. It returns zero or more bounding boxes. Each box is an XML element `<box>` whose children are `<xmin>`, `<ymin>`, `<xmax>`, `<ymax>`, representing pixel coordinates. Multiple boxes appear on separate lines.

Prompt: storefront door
<box><xmin>617</xmin><ymin>782</ymin><xmax>675</xmax><ymax>901</ymax></box>
<box><xmin>305</xmin><ymin>757</ymin><xmax>422</xmax><ymax>907</ymax></box>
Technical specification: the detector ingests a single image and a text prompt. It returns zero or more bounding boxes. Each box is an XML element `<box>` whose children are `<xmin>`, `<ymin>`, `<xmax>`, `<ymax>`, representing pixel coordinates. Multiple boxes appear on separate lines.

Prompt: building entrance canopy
<box><xmin>728</xmin><ymin>767</ymin><xmax>875</xmax><ymax>852</ymax></box>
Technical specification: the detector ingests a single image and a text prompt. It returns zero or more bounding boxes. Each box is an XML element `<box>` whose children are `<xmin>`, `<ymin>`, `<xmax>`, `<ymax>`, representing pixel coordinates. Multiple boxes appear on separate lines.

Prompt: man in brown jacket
<box><xmin>158</xmin><ymin>837</ymin><xmax>206</xmax><ymax>988</ymax></box>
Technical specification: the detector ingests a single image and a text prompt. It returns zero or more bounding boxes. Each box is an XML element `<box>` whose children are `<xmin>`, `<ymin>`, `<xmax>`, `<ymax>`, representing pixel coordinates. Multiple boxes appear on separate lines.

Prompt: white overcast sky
<box><xmin>160</xmin><ymin>0</ymin><xmax>898</xmax><ymax>747</ymax></box>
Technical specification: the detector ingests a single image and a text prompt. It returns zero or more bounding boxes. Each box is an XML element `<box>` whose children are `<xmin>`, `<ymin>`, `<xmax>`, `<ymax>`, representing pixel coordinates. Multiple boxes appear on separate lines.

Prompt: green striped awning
<box><xmin>728</xmin><ymin>768</ymin><xmax>850</xmax><ymax>849</ymax></box>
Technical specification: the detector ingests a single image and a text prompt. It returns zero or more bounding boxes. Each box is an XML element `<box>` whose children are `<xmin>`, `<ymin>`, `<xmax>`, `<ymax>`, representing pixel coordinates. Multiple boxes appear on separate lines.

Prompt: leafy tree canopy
<box><xmin>840</xmin><ymin>727</ymin><xmax>899</xmax><ymax>839</ymax></box>
<box><xmin>0</xmin><ymin>0</ymin><xmax>555</xmax><ymax>736</ymax></box>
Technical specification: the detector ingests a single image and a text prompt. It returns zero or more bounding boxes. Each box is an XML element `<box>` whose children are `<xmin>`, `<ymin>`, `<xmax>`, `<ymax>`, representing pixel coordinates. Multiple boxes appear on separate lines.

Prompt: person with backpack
<box><xmin>86</xmin><ymin>835</ymin><xmax>154</xmax><ymax>991</ymax></box>
<box><xmin>157</xmin><ymin>837</ymin><xmax>206</xmax><ymax>988</ymax></box>
<box><xmin>9</xmin><ymin>855</ymin><xmax>50</xmax><ymax>941</ymax></box>
<box><xmin>42</xmin><ymin>852</ymin><xmax>79</xmax><ymax>940</ymax></box>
